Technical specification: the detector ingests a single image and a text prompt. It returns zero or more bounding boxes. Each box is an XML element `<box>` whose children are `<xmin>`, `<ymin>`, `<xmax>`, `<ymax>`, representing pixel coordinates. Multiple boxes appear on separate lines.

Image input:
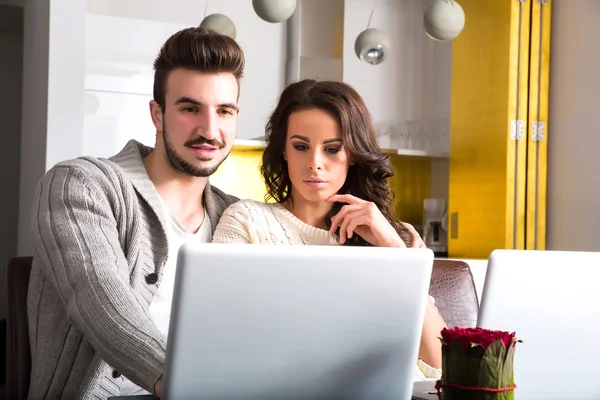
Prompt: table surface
<box><xmin>108</xmin><ymin>382</ymin><xmax>439</xmax><ymax>400</ymax></box>
<box><xmin>411</xmin><ymin>381</ymin><xmax>439</xmax><ymax>400</ymax></box>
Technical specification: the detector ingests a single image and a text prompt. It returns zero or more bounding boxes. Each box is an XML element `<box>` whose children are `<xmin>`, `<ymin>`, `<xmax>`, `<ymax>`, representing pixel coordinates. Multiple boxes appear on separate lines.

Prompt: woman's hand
<box><xmin>400</xmin><ymin>222</ymin><xmax>427</xmax><ymax>249</ymax></box>
<box><xmin>326</xmin><ymin>194</ymin><xmax>425</xmax><ymax>247</ymax></box>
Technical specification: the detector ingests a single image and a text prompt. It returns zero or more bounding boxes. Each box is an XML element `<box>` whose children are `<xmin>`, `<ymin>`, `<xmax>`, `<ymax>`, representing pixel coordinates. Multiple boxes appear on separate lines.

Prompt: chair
<box><xmin>6</xmin><ymin>257</ymin><xmax>33</xmax><ymax>400</ymax></box>
<box><xmin>430</xmin><ymin>259</ymin><xmax>479</xmax><ymax>328</ymax></box>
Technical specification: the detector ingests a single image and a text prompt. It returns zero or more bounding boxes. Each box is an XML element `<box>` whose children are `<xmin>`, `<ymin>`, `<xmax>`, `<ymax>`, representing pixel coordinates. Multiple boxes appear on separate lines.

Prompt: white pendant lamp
<box><xmin>252</xmin><ymin>0</ymin><xmax>297</xmax><ymax>23</ymax></box>
<box><xmin>354</xmin><ymin>3</ymin><xmax>391</xmax><ymax>65</ymax></box>
<box><xmin>354</xmin><ymin>28</ymin><xmax>391</xmax><ymax>65</ymax></box>
<box><xmin>200</xmin><ymin>13</ymin><xmax>237</xmax><ymax>39</ymax></box>
<box><xmin>423</xmin><ymin>0</ymin><xmax>465</xmax><ymax>42</ymax></box>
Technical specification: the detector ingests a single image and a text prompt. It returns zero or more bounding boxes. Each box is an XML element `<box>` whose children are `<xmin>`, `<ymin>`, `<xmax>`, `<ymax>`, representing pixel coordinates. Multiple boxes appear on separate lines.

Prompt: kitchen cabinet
<box><xmin>448</xmin><ymin>0</ymin><xmax>552</xmax><ymax>258</ymax></box>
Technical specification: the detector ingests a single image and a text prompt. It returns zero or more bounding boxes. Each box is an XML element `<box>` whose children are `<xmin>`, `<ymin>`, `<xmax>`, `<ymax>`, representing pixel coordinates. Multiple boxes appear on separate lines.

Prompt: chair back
<box><xmin>430</xmin><ymin>259</ymin><xmax>479</xmax><ymax>328</ymax></box>
<box><xmin>6</xmin><ymin>256</ymin><xmax>33</xmax><ymax>400</ymax></box>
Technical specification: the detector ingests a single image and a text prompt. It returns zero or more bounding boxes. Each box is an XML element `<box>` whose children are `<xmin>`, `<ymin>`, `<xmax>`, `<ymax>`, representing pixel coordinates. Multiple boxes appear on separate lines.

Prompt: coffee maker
<box><xmin>423</xmin><ymin>198</ymin><xmax>448</xmax><ymax>257</ymax></box>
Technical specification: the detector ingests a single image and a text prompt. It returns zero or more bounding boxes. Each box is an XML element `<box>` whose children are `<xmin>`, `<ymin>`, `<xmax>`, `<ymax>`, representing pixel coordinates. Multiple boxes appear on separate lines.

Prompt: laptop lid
<box><xmin>477</xmin><ymin>249</ymin><xmax>600</xmax><ymax>400</ymax></box>
<box><xmin>162</xmin><ymin>244</ymin><xmax>434</xmax><ymax>400</ymax></box>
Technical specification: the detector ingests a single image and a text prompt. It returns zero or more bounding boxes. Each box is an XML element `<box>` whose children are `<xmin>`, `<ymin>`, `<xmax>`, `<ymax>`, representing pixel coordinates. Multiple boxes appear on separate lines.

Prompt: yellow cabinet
<box><xmin>448</xmin><ymin>0</ymin><xmax>552</xmax><ymax>258</ymax></box>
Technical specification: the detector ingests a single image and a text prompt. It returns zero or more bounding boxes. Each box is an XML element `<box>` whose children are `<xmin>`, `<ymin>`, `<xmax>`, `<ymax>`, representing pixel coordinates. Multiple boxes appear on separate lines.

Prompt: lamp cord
<box><xmin>367</xmin><ymin>0</ymin><xmax>375</xmax><ymax>29</ymax></box>
<box><xmin>204</xmin><ymin>0</ymin><xmax>209</xmax><ymax>18</ymax></box>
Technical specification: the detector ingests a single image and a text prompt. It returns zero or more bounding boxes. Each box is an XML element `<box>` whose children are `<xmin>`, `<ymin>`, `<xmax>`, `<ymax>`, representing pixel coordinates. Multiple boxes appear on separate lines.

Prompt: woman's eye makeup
<box><xmin>290</xmin><ymin>141</ymin><xmax>343</xmax><ymax>154</ymax></box>
<box><xmin>292</xmin><ymin>143</ymin><xmax>309</xmax><ymax>151</ymax></box>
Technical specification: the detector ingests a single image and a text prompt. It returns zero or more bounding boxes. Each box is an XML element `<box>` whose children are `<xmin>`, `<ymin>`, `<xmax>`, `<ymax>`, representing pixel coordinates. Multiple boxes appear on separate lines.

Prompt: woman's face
<box><xmin>284</xmin><ymin>108</ymin><xmax>351</xmax><ymax>204</ymax></box>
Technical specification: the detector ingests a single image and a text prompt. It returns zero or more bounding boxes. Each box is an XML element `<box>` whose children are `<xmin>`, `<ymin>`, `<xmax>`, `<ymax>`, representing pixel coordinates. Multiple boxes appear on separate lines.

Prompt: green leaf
<box><xmin>477</xmin><ymin>340</ymin><xmax>508</xmax><ymax>400</ymax></box>
<box><xmin>466</xmin><ymin>343</ymin><xmax>485</xmax><ymax>388</ymax></box>
<box><xmin>441</xmin><ymin>342</ymin><xmax>450</xmax><ymax>382</ymax></box>
<box><xmin>441</xmin><ymin>343</ymin><xmax>451</xmax><ymax>400</ymax></box>
<box><xmin>444</xmin><ymin>339</ymin><xmax>471</xmax><ymax>400</ymax></box>
<box><xmin>478</xmin><ymin>341</ymin><xmax>506</xmax><ymax>387</ymax></box>
<box><xmin>448</xmin><ymin>338</ymin><xmax>469</xmax><ymax>383</ymax></box>
<box><xmin>501</xmin><ymin>341</ymin><xmax>517</xmax><ymax>400</ymax></box>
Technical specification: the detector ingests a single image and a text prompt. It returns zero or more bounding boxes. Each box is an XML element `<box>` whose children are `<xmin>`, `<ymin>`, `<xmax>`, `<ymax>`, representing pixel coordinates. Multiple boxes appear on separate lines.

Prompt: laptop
<box><xmin>477</xmin><ymin>249</ymin><xmax>600</xmax><ymax>400</ymax></box>
<box><xmin>161</xmin><ymin>243</ymin><xmax>434</xmax><ymax>400</ymax></box>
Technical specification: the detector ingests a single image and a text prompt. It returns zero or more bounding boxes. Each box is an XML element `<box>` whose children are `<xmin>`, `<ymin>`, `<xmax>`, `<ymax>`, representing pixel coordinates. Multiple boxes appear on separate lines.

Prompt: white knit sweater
<box><xmin>213</xmin><ymin>199</ymin><xmax>442</xmax><ymax>381</ymax></box>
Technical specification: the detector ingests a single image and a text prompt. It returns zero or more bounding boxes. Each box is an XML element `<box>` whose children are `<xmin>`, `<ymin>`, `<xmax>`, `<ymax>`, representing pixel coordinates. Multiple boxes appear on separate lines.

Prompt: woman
<box><xmin>213</xmin><ymin>79</ymin><xmax>446</xmax><ymax>380</ymax></box>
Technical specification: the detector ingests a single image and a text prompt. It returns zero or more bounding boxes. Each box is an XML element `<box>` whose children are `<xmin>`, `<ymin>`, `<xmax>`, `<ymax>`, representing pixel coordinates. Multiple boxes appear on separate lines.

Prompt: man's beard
<box><xmin>162</xmin><ymin>120</ymin><xmax>229</xmax><ymax>177</ymax></box>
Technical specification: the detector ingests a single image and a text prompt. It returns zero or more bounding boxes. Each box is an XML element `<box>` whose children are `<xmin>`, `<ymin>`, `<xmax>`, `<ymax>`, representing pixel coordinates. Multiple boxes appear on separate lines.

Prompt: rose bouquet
<box><xmin>436</xmin><ymin>327</ymin><xmax>520</xmax><ymax>400</ymax></box>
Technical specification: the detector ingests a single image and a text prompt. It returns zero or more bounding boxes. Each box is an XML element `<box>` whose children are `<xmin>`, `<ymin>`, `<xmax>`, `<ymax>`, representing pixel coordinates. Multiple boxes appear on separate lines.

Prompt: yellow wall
<box><xmin>211</xmin><ymin>151</ymin><xmax>432</xmax><ymax>226</ymax></box>
<box><xmin>389</xmin><ymin>155</ymin><xmax>430</xmax><ymax>225</ymax></box>
<box><xmin>210</xmin><ymin>150</ymin><xmax>267</xmax><ymax>202</ymax></box>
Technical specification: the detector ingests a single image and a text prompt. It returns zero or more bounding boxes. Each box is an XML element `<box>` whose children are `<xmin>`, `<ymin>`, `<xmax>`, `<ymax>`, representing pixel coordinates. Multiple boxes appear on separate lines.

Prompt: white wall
<box><xmin>0</xmin><ymin>4</ymin><xmax>23</xmax><ymax>320</ymax></box>
<box><xmin>294</xmin><ymin>0</ymin><xmax>344</xmax><ymax>82</ymax></box>
<box><xmin>17</xmin><ymin>0</ymin><xmax>86</xmax><ymax>256</ymax></box>
<box><xmin>546</xmin><ymin>1</ymin><xmax>600</xmax><ymax>251</ymax></box>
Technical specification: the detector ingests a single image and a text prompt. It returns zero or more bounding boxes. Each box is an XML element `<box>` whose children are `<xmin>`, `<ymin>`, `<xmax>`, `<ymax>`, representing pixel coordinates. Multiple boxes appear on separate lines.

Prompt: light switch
<box><xmin>450</xmin><ymin>212</ymin><xmax>458</xmax><ymax>239</ymax></box>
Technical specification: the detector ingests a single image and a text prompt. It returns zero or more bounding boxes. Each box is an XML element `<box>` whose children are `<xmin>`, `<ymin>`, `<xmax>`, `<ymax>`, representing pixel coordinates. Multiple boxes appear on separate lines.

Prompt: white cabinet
<box><xmin>83</xmin><ymin>0</ymin><xmax>451</xmax><ymax>156</ymax></box>
<box><xmin>285</xmin><ymin>0</ymin><xmax>451</xmax><ymax>157</ymax></box>
<box><xmin>84</xmin><ymin>0</ymin><xmax>287</xmax><ymax>142</ymax></box>
<box><xmin>83</xmin><ymin>90</ymin><xmax>155</xmax><ymax>158</ymax></box>
<box><xmin>85</xmin><ymin>15</ymin><xmax>178</xmax><ymax>96</ymax></box>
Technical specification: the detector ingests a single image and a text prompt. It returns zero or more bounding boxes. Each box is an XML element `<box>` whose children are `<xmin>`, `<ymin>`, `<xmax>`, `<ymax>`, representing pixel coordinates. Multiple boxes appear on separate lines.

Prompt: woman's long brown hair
<box><xmin>261</xmin><ymin>79</ymin><xmax>412</xmax><ymax>246</ymax></box>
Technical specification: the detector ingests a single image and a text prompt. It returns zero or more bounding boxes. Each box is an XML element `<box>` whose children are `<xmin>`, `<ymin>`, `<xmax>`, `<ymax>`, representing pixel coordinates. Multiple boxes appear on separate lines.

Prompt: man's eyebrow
<box><xmin>175</xmin><ymin>96</ymin><xmax>201</xmax><ymax>106</ymax></box>
<box><xmin>174</xmin><ymin>97</ymin><xmax>239</xmax><ymax>112</ymax></box>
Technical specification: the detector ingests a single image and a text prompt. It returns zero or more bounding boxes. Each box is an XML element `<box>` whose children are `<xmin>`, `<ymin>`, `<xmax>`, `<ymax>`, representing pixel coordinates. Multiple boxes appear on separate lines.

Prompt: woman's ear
<box><xmin>283</xmin><ymin>151</ymin><xmax>287</xmax><ymax>161</ymax></box>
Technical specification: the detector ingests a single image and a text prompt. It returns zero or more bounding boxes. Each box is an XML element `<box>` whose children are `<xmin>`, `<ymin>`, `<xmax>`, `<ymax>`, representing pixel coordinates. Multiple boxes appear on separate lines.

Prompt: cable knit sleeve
<box><xmin>213</xmin><ymin>201</ymin><xmax>253</xmax><ymax>244</ymax></box>
<box><xmin>416</xmin><ymin>359</ymin><xmax>442</xmax><ymax>381</ymax></box>
<box><xmin>30</xmin><ymin>165</ymin><xmax>166</xmax><ymax>393</ymax></box>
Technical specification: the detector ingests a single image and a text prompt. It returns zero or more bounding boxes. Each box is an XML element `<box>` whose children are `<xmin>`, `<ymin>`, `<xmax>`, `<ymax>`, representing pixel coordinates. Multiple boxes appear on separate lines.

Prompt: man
<box><xmin>27</xmin><ymin>27</ymin><xmax>242</xmax><ymax>398</ymax></box>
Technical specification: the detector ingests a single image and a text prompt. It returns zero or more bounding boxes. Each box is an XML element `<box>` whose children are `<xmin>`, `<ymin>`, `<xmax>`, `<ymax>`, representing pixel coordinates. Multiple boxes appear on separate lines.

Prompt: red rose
<box><xmin>440</xmin><ymin>327</ymin><xmax>516</xmax><ymax>350</ymax></box>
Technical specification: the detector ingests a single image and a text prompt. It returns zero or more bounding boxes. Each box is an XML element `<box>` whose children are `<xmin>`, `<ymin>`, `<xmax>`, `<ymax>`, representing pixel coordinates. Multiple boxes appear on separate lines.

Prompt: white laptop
<box><xmin>477</xmin><ymin>249</ymin><xmax>600</xmax><ymax>400</ymax></box>
<box><xmin>162</xmin><ymin>243</ymin><xmax>434</xmax><ymax>400</ymax></box>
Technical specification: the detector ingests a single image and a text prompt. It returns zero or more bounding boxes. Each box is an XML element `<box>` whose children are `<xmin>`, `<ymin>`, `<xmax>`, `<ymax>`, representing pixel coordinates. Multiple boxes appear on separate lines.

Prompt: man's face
<box><xmin>150</xmin><ymin>68</ymin><xmax>239</xmax><ymax>177</ymax></box>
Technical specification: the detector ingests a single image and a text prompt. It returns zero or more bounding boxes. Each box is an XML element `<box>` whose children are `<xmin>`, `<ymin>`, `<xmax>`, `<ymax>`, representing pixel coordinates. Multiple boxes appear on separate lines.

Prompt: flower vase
<box><xmin>436</xmin><ymin>327</ymin><xmax>520</xmax><ymax>400</ymax></box>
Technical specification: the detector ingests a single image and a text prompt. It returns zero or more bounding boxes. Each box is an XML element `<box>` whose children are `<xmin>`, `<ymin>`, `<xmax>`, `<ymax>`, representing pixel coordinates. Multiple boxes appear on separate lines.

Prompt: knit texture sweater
<box><xmin>213</xmin><ymin>199</ymin><xmax>442</xmax><ymax>381</ymax></box>
<box><xmin>213</xmin><ymin>200</ymin><xmax>339</xmax><ymax>245</ymax></box>
<box><xmin>27</xmin><ymin>140</ymin><xmax>237</xmax><ymax>399</ymax></box>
